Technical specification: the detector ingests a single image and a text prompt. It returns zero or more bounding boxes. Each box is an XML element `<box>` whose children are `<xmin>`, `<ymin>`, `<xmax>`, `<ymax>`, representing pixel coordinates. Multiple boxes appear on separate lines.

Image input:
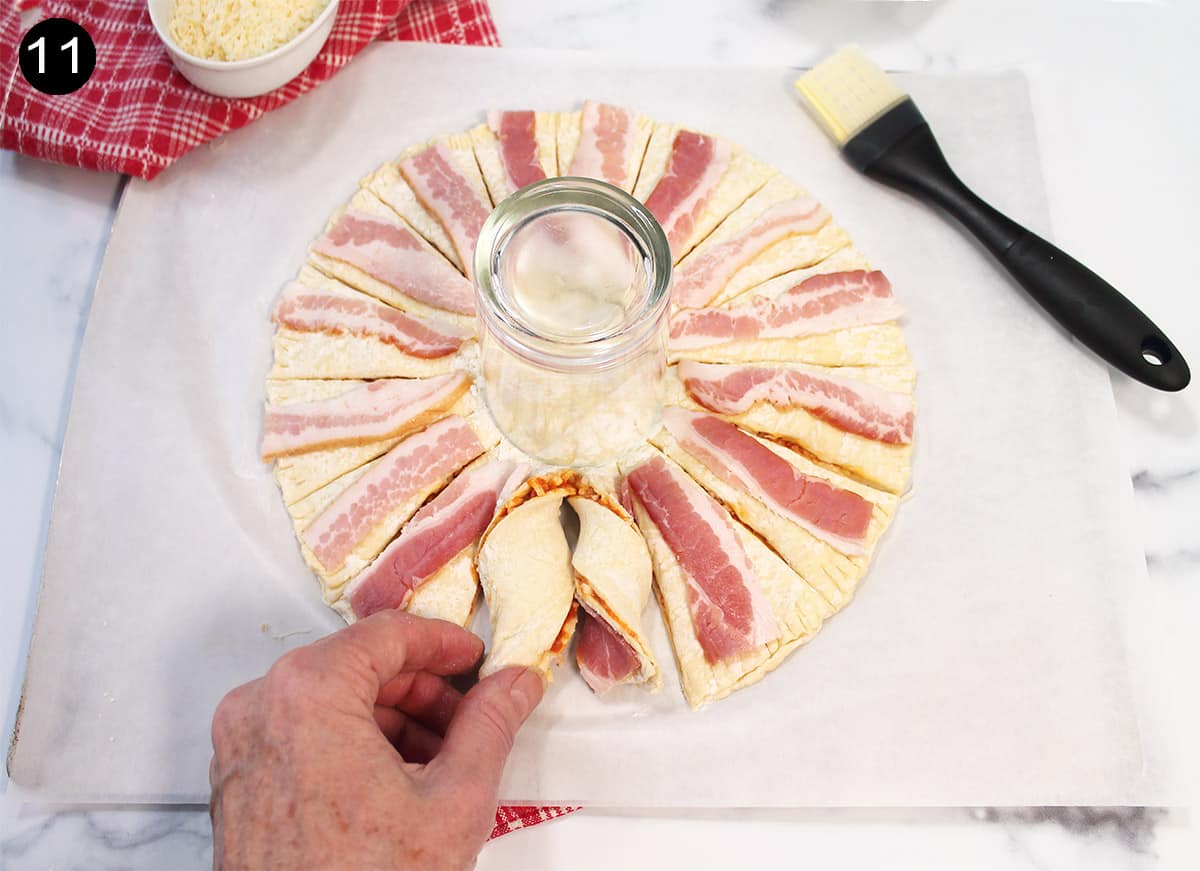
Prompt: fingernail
<box><xmin>510</xmin><ymin>668</ymin><xmax>544</xmax><ymax>719</ymax></box>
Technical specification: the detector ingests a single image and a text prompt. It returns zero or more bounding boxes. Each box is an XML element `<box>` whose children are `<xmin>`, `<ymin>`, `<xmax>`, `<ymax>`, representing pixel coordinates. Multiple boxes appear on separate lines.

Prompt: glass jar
<box><xmin>473</xmin><ymin>178</ymin><xmax>672</xmax><ymax>467</ymax></box>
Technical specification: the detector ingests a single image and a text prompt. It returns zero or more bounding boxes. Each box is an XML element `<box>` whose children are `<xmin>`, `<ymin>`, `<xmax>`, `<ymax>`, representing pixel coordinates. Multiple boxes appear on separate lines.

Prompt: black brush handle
<box><xmin>844</xmin><ymin>99</ymin><xmax>1190</xmax><ymax>392</ymax></box>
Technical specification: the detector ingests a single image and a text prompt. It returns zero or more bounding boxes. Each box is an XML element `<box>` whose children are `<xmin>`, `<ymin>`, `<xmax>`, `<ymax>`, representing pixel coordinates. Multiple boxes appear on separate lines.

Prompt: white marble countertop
<box><xmin>2</xmin><ymin>0</ymin><xmax>1199</xmax><ymax>867</ymax></box>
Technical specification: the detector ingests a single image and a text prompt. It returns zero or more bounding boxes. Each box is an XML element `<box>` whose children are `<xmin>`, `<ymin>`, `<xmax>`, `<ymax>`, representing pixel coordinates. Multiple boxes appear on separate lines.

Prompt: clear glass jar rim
<box><xmin>473</xmin><ymin>177</ymin><xmax>672</xmax><ymax>373</ymax></box>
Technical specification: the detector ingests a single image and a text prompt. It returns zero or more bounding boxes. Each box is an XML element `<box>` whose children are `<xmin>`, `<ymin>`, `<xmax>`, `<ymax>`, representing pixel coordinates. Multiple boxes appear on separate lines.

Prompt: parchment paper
<box><xmin>7</xmin><ymin>44</ymin><xmax>1178</xmax><ymax>805</ymax></box>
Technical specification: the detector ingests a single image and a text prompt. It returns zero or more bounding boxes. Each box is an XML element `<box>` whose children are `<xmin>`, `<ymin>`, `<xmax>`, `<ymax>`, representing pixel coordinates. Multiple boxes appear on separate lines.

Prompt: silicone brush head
<box><xmin>794</xmin><ymin>45</ymin><xmax>908</xmax><ymax>145</ymax></box>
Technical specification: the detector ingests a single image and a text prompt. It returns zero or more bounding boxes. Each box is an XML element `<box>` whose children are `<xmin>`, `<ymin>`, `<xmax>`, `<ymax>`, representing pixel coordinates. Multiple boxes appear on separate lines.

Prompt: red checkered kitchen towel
<box><xmin>0</xmin><ymin>0</ymin><xmax>496</xmax><ymax>178</ymax></box>
<box><xmin>1</xmin><ymin>0</ymin><xmax>579</xmax><ymax>841</ymax></box>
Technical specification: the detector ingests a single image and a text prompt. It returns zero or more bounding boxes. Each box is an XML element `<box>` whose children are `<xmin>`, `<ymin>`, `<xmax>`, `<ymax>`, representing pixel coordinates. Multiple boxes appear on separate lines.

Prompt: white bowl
<box><xmin>147</xmin><ymin>0</ymin><xmax>339</xmax><ymax>99</ymax></box>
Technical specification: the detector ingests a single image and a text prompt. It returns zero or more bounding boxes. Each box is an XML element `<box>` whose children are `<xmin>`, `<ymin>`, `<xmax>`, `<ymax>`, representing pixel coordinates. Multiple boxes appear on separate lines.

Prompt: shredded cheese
<box><xmin>170</xmin><ymin>0</ymin><xmax>331</xmax><ymax>62</ymax></box>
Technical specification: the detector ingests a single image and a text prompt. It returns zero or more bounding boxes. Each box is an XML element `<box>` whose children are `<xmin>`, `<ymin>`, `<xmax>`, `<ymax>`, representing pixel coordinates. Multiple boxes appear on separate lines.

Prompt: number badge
<box><xmin>19</xmin><ymin>18</ymin><xmax>97</xmax><ymax>96</ymax></box>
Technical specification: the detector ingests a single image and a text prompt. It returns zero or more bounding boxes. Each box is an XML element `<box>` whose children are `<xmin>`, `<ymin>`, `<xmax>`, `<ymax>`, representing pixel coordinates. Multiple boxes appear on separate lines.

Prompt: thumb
<box><xmin>433</xmin><ymin>667</ymin><xmax>543</xmax><ymax>792</ymax></box>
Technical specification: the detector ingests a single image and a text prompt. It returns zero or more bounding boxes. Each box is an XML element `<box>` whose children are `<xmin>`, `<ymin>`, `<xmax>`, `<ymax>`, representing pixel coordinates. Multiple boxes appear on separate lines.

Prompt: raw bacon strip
<box><xmin>642</xmin><ymin>131</ymin><xmax>733</xmax><ymax>257</ymax></box>
<box><xmin>302</xmin><ymin>417</ymin><xmax>485</xmax><ymax>572</ymax></box>
<box><xmin>576</xmin><ymin>605</ymin><xmax>640</xmax><ymax>693</ymax></box>
<box><xmin>346</xmin><ymin>460</ymin><xmax>517</xmax><ymax>619</ymax></box>
<box><xmin>670</xmin><ymin>270</ymin><xmax>902</xmax><ymax>350</ymax></box>
<box><xmin>569</xmin><ymin>100</ymin><xmax>641</xmax><ymax>190</ymax></box>
<box><xmin>679</xmin><ymin>360</ymin><xmax>914</xmax><ymax>446</ymax></box>
<box><xmin>312</xmin><ymin>208</ymin><xmax>475</xmax><ymax>315</ymax></box>
<box><xmin>489</xmin><ymin>110</ymin><xmax>546</xmax><ymax>190</ymax></box>
<box><xmin>400</xmin><ymin>142</ymin><xmax>493</xmax><ymax>281</ymax></box>
<box><xmin>662</xmin><ymin>408</ymin><xmax>872</xmax><ymax>555</ymax></box>
<box><xmin>471</xmin><ymin>114</ymin><xmax>558</xmax><ymax>205</ymax></box>
<box><xmin>261</xmin><ymin>373</ymin><xmax>469</xmax><ymax>461</ymax></box>
<box><xmin>672</xmin><ymin>198</ymin><xmax>831</xmax><ymax>309</ymax></box>
<box><xmin>625</xmin><ymin>456</ymin><xmax>778</xmax><ymax>664</ymax></box>
<box><xmin>272</xmin><ymin>283</ymin><xmax>469</xmax><ymax>359</ymax></box>
<box><xmin>266</xmin><ymin>380</ymin><xmax>411</xmax><ymax>505</ymax></box>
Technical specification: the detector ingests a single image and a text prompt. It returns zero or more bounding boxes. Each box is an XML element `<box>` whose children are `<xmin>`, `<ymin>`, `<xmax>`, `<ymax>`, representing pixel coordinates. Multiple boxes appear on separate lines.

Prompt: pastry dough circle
<box><xmin>265</xmin><ymin>107</ymin><xmax>915</xmax><ymax>708</ymax></box>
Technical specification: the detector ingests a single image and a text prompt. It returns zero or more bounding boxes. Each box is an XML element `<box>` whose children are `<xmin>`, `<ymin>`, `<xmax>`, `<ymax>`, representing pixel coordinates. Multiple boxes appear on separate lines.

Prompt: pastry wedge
<box><xmin>554</xmin><ymin>100</ymin><xmax>654</xmax><ymax>193</ymax></box>
<box><xmin>477</xmin><ymin>473</ymin><xmax>580</xmax><ymax>680</ymax></box>
<box><xmin>653</xmin><ymin>408</ymin><xmax>899</xmax><ymax>609</ymax></box>
<box><xmin>262</xmin><ymin>372</ymin><xmax>471</xmax><ymax>460</ymax></box>
<box><xmin>565</xmin><ymin>475</ymin><xmax>661</xmax><ymax>694</ymax></box>
<box><xmin>333</xmin><ymin>458</ymin><xmax>527</xmax><ymax>627</ymax></box>
<box><xmin>308</xmin><ymin>190</ymin><xmax>475</xmax><ymax>325</ymax></box>
<box><xmin>289</xmin><ymin>413</ymin><xmax>497</xmax><ymax>597</ymax></box>
<box><xmin>632</xmin><ymin>123</ymin><xmax>774</xmax><ymax>262</ymax></box>
<box><xmin>266</xmin><ymin>378</ymin><xmax>471</xmax><ymax>505</ymax></box>
<box><xmin>668</xmin><ymin>247</ymin><xmax>911</xmax><ymax>368</ymax></box>
<box><xmin>361</xmin><ymin>161</ymin><xmax>462</xmax><ymax>271</ymax></box>
<box><xmin>667</xmin><ymin>361</ymin><xmax>915</xmax><ymax>494</ymax></box>
<box><xmin>269</xmin><ymin>267</ymin><xmax>469</xmax><ymax>380</ymax></box>
<box><xmin>624</xmin><ymin>453</ymin><xmax>827</xmax><ymax>709</ymax></box>
<box><xmin>682</xmin><ymin>175</ymin><xmax>853</xmax><ymax>307</ymax></box>
<box><xmin>398</xmin><ymin>134</ymin><xmax>495</xmax><ymax>281</ymax></box>
<box><xmin>470</xmin><ymin>111</ymin><xmax>558</xmax><ymax>203</ymax></box>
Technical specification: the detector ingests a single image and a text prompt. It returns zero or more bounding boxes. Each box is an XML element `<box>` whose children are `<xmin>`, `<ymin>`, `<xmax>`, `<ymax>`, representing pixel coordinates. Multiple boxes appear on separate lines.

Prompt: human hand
<box><xmin>209</xmin><ymin>610</ymin><xmax>544</xmax><ymax>870</ymax></box>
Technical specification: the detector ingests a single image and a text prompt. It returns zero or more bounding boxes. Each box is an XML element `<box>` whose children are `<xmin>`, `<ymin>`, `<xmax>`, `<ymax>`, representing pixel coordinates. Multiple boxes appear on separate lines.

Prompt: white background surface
<box><xmin>3</xmin><ymin>0</ymin><xmax>1199</xmax><ymax>867</ymax></box>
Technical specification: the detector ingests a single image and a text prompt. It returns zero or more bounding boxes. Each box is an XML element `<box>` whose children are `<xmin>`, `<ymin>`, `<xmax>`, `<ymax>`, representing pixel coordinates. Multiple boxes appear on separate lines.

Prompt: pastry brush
<box><xmin>795</xmin><ymin>46</ymin><xmax>1189</xmax><ymax>392</ymax></box>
